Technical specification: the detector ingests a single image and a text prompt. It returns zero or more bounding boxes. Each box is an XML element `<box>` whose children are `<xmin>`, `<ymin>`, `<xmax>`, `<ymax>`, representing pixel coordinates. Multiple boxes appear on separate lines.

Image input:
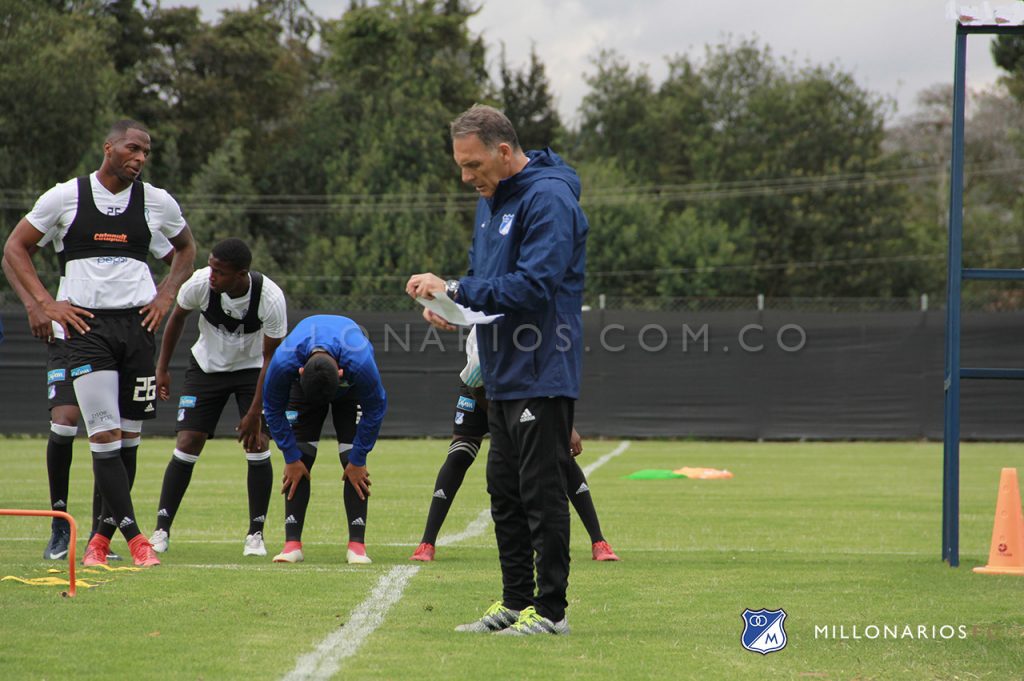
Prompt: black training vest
<box><xmin>200</xmin><ymin>272</ymin><xmax>264</xmax><ymax>334</ymax></box>
<box><xmin>61</xmin><ymin>176</ymin><xmax>151</xmax><ymax>274</ymax></box>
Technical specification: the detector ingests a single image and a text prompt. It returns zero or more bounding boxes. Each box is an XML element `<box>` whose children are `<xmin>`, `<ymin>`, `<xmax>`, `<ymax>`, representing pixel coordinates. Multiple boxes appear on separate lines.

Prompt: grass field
<box><xmin>2</xmin><ymin>437</ymin><xmax>1024</xmax><ymax>680</ymax></box>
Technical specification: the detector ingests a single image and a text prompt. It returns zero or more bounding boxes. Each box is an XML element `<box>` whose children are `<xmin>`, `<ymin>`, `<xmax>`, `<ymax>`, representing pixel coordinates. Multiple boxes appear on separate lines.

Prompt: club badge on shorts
<box><xmin>741</xmin><ymin>608</ymin><xmax>788</xmax><ymax>654</ymax></box>
<box><xmin>455</xmin><ymin>411</ymin><xmax>465</xmax><ymax>425</ymax></box>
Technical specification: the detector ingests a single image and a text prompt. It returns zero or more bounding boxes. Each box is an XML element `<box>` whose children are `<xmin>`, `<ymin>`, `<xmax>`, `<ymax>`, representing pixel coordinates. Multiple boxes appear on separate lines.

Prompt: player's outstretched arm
<box><xmin>2</xmin><ymin>244</ymin><xmax>51</xmax><ymax>341</ymax></box>
<box><xmin>570</xmin><ymin>427</ymin><xmax>583</xmax><ymax>457</ymax></box>
<box><xmin>281</xmin><ymin>460</ymin><xmax>310</xmax><ymax>501</ymax></box>
<box><xmin>141</xmin><ymin>225</ymin><xmax>195</xmax><ymax>332</ymax></box>
<box><xmin>3</xmin><ymin>219</ymin><xmax>92</xmax><ymax>338</ymax></box>
<box><xmin>155</xmin><ymin>304</ymin><xmax>191</xmax><ymax>401</ymax></box>
<box><xmin>343</xmin><ymin>463</ymin><xmax>371</xmax><ymax>501</ymax></box>
<box><xmin>237</xmin><ymin>334</ymin><xmax>284</xmax><ymax>451</ymax></box>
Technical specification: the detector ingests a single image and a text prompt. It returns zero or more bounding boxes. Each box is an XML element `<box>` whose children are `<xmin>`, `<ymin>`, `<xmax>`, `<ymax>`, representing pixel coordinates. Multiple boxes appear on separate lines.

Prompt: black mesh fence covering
<box><xmin>1</xmin><ymin>305</ymin><xmax>1023</xmax><ymax>440</ymax></box>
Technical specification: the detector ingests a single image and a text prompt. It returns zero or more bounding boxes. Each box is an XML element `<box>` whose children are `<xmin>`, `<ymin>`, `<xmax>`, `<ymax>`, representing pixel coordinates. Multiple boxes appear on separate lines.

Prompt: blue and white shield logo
<box><xmin>454</xmin><ymin>411</ymin><xmax>465</xmax><ymax>425</ymax></box>
<box><xmin>741</xmin><ymin>608</ymin><xmax>787</xmax><ymax>655</ymax></box>
<box><xmin>498</xmin><ymin>213</ymin><xmax>515</xmax><ymax>235</ymax></box>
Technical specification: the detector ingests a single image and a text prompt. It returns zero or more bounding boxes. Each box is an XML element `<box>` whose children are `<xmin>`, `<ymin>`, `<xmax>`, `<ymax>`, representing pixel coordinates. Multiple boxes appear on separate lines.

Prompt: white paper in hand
<box><xmin>416</xmin><ymin>291</ymin><xmax>503</xmax><ymax>326</ymax></box>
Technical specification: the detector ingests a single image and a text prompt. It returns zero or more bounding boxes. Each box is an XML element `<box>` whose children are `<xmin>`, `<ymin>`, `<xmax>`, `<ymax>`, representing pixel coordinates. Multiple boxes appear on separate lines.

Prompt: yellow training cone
<box><xmin>974</xmin><ymin>468</ymin><xmax>1024</xmax><ymax>575</ymax></box>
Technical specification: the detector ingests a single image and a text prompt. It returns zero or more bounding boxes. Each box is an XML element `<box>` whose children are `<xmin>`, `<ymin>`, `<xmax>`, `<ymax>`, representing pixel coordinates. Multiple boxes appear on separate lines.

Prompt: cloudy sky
<box><xmin>177</xmin><ymin>0</ymin><xmax>1004</xmax><ymax>125</ymax></box>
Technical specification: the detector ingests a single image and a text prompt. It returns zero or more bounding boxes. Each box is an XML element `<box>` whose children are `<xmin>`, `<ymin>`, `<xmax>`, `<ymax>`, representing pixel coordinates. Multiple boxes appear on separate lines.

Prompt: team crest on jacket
<box><xmin>741</xmin><ymin>608</ymin><xmax>788</xmax><ymax>654</ymax></box>
<box><xmin>498</xmin><ymin>213</ymin><xmax>515</xmax><ymax>235</ymax></box>
<box><xmin>454</xmin><ymin>411</ymin><xmax>464</xmax><ymax>425</ymax></box>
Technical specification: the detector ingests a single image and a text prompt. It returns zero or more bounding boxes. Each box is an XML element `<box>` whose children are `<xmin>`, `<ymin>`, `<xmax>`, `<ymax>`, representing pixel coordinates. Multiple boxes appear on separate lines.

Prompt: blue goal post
<box><xmin>943</xmin><ymin>14</ymin><xmax>1024</xmax><ymax>568</ymax></box>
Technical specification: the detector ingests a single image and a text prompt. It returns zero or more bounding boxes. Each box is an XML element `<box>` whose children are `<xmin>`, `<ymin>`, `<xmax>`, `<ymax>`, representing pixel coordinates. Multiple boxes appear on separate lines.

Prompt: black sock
<box><xmin>567</xmin><ymin>458</ymin><xmax>604</xmax><ymax>543</ymax></box>
<box><xmin>121</xmin><ymin>439</ymin><xmax>139</xmax><ymax>488</ymax></box>
<box><xmin>284</xmin><ymin>447</ymin><xmax>317</xmax><ymax>542</ymax></box>
<box><xmin>420</xmin><ymin>439</ymin><xmax>479</xmax><ymax>545</ymax></box>
<box><xmin>340</xmin><ymin>450</ymin><xmax>368</xmax><ymax>543</ymax></box>
<box><xmin>246</xmin><ymin>453</ymin><xmax>273</xmax><ymax>535</ymax></box>
<box><xmin>91</xmin><ymin>444</ymin><xmax>140</xmax><ymax>542</ymax></box>
<box><xmin>156</xmin><ymin>451</ymin><xmax>198</xmax><ymax>533</ymax></box>
<box><xmin>91</xmin><ymin>482</ymin><xmax>102</xmax><ymax>536</ymax></box>
<box><xmin>45</xmin><ymin>426</ymin><xmax>75</xmax><ymax>525</ymax></box>
<box><xmin>97</xmin><ymin>440</ymin><xmax>143</xmax><ymax>540</ymax></box>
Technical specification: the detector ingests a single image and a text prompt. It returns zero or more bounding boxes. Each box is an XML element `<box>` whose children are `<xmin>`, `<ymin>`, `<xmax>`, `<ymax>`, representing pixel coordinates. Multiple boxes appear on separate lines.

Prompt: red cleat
<box><xmin>410</xmin><ymin>542</ymin><xmax>435</xmax><ymax>562</ymax></box>
<box><xmin>346</xmin><ymin>541</ymin><xmax>372</xmax><ymax>565</ymax></box>
<box><xmin>128</xmin><ymin>535</ymin><xmax>161</xmax><ymax>567</ymax></box>
<box><xmin>82</xmin><ymin>534</ymin><xmax>111</xmax><ymax>566</ymax></box>
<box><xmin>592</xmin><ymin>540</ymin><xmax>620</xmax><ymax>561</ymax></box>
<box><xmin>273</xmin><ymin>540</ymin><xmax>304</xmax><ymax>563</ymax></box>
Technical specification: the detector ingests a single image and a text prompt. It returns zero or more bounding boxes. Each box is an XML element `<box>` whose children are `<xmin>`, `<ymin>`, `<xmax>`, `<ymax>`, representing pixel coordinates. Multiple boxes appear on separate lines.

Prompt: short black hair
<box><xmin>106</xmin><ymin>119</ymin><xmax>149</xmax><ymax>142</ymax></box>
<box><xmin>300</xmin><ymin>352</ymin><xmax>339</xmax><ymax>406</ymax></box>
<box><xmin>211</xmin><ymin>238</ymin><xmax>252</xmax><ymax>271</ymax></box>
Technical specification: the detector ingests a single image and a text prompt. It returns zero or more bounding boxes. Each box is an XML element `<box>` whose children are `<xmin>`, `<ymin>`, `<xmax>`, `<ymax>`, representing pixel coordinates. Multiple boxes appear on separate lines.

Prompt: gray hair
<box><xmin>449</xmin><ymin>105</ymin><xmax>521</xmax><ymax>151</ymax></box>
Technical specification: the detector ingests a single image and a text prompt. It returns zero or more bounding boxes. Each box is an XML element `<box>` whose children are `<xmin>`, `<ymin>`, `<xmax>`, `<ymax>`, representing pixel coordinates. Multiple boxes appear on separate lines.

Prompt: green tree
<box><xmin>0</xmin><ymin>0</ymin><xmax>118</xmax><ymax>193</ymax></box>
<box><xmin>131</xmin><ymin>4</ymin><xmax>309</xmax><ymax>185</ymax></box>
<box><xmin>575</xmin><ymin>50</ymin><xmax>661</xmax><ymax>180</ymax></box>
<box><xmin>499</xmin><ymin>45</ymin><xmax>563</xmax><ymax>150</ymax></box>
<box><xmin>694</xmin><ymin>42</ymin><xmax>927</xmax><ymax>295</ymax></box>
<box><xmin>579</xmin><ymin>159</ymin><xmax>736</xmax><ymax>297</ymax></box>
<box><xmin>276</xmin><ymin>0</ymin><xmax>488</xmax><ymax>295</ymax></box>
<box><xmin>887</xmin><ymin>83</ymin><xmax>1024</xmax><ymax>280</ymax></box>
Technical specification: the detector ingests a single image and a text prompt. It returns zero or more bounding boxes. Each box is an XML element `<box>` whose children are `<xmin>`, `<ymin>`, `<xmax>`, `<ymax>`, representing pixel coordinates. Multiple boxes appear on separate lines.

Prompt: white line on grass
<box><xmin>581</xmin><ymin>439</ymin><xmax>631</xmax><ymax>477</ymax></box>
<box><xmin>281</xmin><ymin>565</ymin><xmax>419</xmax><ymax>681</ymax></box>
<box><xmin>435</xmin><ymin>509</ymin><xmax>491</xmax><ymax>547</ymax></box>
<box><xmin>279</xmin><ymin>439</ymin><xmax>630</xmax><ymax>681</ymax></box>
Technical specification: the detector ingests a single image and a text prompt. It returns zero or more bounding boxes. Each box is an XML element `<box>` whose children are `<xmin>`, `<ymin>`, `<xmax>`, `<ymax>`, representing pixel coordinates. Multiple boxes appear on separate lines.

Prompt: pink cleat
<box><xmin>592</xmin><ymin>540</ymin><xmax>620</xmax><ymax>561</ymax></box>
<box><xmin>410</xmin><ymin>542</ymin><xmax>435</xmax><ymax>562</ymax></box>
<box><xmin>128</xmin><ymin>535</ymin><xmax>161</xmax><ymax>567</ymax></box>
<box><xmin>82</xmin><ymin>534</ymin><xmax>111</xmax><ymax>567</ymax></box>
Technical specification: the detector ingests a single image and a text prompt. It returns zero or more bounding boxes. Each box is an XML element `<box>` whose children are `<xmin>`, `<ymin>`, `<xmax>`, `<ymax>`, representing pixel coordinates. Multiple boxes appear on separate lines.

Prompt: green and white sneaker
<box><xmin>454</xmin><ymin>601</ymin><xmax>521</xmax><ymax>633</ymax></box>
<box><xmin>496</xmin><ymin>606</ymin><xmax>570</xmax><ymax>636</ymax></box>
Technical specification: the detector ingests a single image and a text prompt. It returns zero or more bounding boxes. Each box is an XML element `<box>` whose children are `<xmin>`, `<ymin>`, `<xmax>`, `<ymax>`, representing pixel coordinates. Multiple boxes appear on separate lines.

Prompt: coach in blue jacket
<box><xmin>406</xmin><ymin>104</ymin><xmax>588</xmax><ymax>636</ymax></box>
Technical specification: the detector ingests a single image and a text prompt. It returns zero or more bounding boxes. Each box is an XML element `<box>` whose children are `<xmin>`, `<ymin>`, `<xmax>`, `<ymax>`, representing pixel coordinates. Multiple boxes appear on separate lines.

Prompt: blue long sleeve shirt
<box><xmin>263</xmin><ymin>315</ymin><xmax>387</xmax><ymax>466</ymax></box>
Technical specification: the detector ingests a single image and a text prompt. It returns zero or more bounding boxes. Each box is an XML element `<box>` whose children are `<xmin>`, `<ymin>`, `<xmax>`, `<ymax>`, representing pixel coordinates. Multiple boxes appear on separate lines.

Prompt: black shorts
<box><xmin>175</xmin><ymin>355</ymin><xmax>265</xmax><ymax>437</ymax></box>
<box><xmin>46</xmin><ymin>340</ymin><xmax>77</xmax><ymax>410</ymax></box>
<box><xmin>453</xmin><ymin>382</ymin><xmax>489</xmax><ymax>439</ymax></box>
<box><xmin>286</xmin><ymin>381</ymin><xmax>359</xmax><ymax>445</ymax></box>
<box><xmin>65</xmin><ymin>308</ymin><xmax>157</xmax><ymax>421</ymax></box>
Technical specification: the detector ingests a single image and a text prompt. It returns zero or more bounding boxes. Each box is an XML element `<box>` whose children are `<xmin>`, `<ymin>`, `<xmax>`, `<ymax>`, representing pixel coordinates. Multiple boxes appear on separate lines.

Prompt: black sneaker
<box><xmin>43</xmin><ymin>518</ymin><xmax>70</xmax><ymax>560</ymax></box>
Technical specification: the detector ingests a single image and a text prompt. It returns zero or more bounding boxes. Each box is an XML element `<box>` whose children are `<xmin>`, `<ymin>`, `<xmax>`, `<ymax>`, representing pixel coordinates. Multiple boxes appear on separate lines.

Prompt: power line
<box><xmin>0</xmin><ymin>160</ymin><xmax>1020</xmax><ymax>215</ymax></box>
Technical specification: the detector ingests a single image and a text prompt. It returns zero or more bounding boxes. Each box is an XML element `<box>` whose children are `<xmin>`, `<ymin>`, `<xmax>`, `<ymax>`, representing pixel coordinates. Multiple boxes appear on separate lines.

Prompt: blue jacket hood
<box><xmin>489</xmin><ymin>148</ymin><xmax>582</xmax><ymax>209</ymax></box>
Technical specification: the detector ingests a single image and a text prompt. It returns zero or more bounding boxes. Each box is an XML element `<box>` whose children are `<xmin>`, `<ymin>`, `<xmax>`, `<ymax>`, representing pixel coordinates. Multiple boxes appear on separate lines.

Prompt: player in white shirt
<box><xmin>3</xmin><ymin>119</ymin><xmax>196</xmax><ymax>568</ymax></box>
<box><xmin>2</xmin><ymin>231</ymin><xmax>174</xmax><ymax>562</ymax></box>
<box><xmin>148</xmin><ymin>238</ymin><xmax>288</xmax><ymax>558</ymax></box>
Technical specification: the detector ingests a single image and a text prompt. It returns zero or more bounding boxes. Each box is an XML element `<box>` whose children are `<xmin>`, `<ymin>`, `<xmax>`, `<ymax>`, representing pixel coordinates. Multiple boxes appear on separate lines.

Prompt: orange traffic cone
<box><xmin>973</xmin><ymin>468</ymin><xmax>1024</xmax><ymax>575</ymax></box>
